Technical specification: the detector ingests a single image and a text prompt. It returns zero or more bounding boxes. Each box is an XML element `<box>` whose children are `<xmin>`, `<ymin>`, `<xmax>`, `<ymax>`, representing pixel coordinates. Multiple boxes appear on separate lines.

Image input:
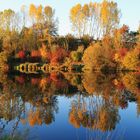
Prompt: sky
<box><xmin>0</xmin><ymin>0</ymin><xmax>139</xmax><ymax>35</ymax></box>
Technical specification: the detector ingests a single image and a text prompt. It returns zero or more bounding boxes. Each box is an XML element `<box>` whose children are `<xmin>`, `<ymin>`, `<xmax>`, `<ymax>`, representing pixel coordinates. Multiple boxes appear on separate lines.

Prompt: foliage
<box><xmin>0</xmin><ymin>9</ymin><xmax>20</xmax><ymax>32</ymax></box>
<box><xmin>122</xmin><ymin>45</ymin><xmax>140</xmax><ymax>70</ymax></box>
<box><xmin>69</xmin><ymin>96</ymin><xmax>120</xmax><ymax>131</ymax></box>
<box><xmin>122</xmin><ymin>73</ymin><xmax>140</xmax><ymax>95</ymax></box>
<box><xmin>82</xmin><ymin>41</ymin><xmax>115</xmax><ymax>71</ymax></box>
<box><xmin>70</xmin><ymin>0</ymin><xmax>120</xmax><ymax>38</ymax></box>
<box><xmin>100</xmin><ymin>0</ymin><xmax>120</xmax><ymax>35</ymax></box>
<box><xmin>39</xmin><ymin>43</ymin><xmax>68</xmax><ymax>63</ymax></box>
<box><xmin>0</xmin><ymin>3</ymin><xmax>139</xmax><ymax>73</ymax></box>
<box><xmin>113</xmin><ymin>24</ymin><xmax>137</xmax><ymax>49</ymax></box>
<box><xmin>29</xmin><ymin>4</ymin><xmax>58</xmax><ymax>37</ymax></box>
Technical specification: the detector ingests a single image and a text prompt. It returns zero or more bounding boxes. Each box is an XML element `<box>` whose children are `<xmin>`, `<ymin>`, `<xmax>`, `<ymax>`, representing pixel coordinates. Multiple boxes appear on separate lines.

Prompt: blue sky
<box><xmin>0</xmin><ymin>0</ymin><xmax>139</xmax><ymax>35</ymax></box>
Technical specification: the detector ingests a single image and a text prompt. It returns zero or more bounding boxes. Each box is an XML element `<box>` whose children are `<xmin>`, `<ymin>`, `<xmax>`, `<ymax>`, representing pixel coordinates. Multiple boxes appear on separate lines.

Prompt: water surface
<box><xmin>0</xmin><ymin>72</ymin><xmax>139</xmax><ymax>140</ymax></box>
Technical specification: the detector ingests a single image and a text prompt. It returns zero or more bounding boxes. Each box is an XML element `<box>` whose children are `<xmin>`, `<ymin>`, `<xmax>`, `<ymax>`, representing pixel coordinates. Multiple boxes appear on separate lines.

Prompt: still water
<box><xmin>0</xmin><ymin>72</ymin><xmax>139</xmax><ymax>140</ymax></box>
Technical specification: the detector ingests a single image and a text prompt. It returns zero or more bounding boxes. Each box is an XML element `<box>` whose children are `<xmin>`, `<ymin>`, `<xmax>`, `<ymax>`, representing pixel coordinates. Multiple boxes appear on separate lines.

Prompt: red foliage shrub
<box><xmin>18</xmin><ymin>51</ymin><xmax>25</xmax><ymax>59</ymax></box>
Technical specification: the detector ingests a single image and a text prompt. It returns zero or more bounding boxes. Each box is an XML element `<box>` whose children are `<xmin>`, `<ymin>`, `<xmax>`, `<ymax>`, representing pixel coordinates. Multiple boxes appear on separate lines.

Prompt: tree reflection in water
<box><xmin>69</xmin><ymin>96</ymin><xmax>120</xmax><ymax>131</ymax></box>
<box><xmin>0</xmin><ymin>71</ymin><xmax>139</xmax><ymax>139</ymax></box>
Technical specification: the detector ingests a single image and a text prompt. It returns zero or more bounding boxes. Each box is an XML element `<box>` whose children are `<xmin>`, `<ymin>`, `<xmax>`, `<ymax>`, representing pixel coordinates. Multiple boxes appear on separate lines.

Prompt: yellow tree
<box><xmin>70</xmin><ymin>1</ymin><xmax>120</xmax><ymax>38</ymax></box>
<box><xmin>29</xmin><ymin>4</ymin><xmax>43</xmax><ymax>24</ymax></box>
<box><xmin>70</xmin><ymin>2</ymin><xmax>101</xmax><ymax>38</ymax></box>
<box><xmin>0</xmin><ymin>9</ymin><xmax>16</xmax><ymax>31</ymax></box>
<box><xmin>113</xmin><ymin>25</ymin><xmax>129</xmax><ymax>49</ymax></box>
<box><xmin>70</xmin><ymin>4</ymin><xmax>84</xmax><ymax>37</ymax></box>
<box><xmin>36</xmin><ymin>5</ymin><xmax>43</xmax><ymax>23</ymax></box>
<box><xmin>29</xmin><ymin>4</ymin><xmax>57</xmax><ymax>37</ymax></box>
<box><xmin>82</xmin><ymin>42</ymin><xmax>109</xmax><ymax>71</ymax></box>
<box><xmin>82</xmin><ymin>40</ymin><xmax>115</xmax><ymax>71</ymax></box>
<box><xmin>82</xmin><ymin>43</ymin><xmax>101</xmax><ymax>70</ymax></box>
<box><xmin>122</xmin><ymin>45</ymin><xmax>140</xmax><ymax>70</ymax></box>
<box><xmin>29</xmin><ymin>4</ymin><xmax>37</xmax><ymax>24</ymax></box>
<box><xmin>100</xmin><ymin>0</ymin><xmax>120</xmax><ymax>35</ymax></box>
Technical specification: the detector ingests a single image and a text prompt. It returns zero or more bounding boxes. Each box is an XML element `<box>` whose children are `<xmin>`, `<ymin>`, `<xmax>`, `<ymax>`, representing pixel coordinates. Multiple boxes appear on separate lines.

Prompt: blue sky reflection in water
<box><xmin>1</xmin><ymin>97</ymin><xmax>140</xmax><ymax>140</ymax></box>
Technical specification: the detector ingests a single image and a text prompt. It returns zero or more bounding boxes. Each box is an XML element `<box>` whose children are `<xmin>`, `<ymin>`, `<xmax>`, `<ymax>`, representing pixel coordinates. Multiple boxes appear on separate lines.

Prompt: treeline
<box><xmin>0</xmin><ymin>0</ymin><xmax>139</xmax><ymax>72</ymax></box>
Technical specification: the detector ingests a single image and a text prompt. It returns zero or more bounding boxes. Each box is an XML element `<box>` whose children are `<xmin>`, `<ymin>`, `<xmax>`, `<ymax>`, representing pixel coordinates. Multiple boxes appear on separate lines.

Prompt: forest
<box><xmin>0</xmin><ymin>0</ymin><xmax>139</xmax><ymax>74</ymax></box>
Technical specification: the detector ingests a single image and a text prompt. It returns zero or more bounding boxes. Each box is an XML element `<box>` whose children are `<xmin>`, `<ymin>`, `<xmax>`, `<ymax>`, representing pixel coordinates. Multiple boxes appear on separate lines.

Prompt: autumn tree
<box><xmin>100</xmin><ymin>0</ymin><xmax>120</xmax><ymax>35</ymax></box>
<box><xmin>0</xmin><ymin>9</ymin><xmax>21</xmax><ymax>54</ymax></box>
<box><xmin>0</xmin><ymin>9</ymin><xmax>14</xmax><ymax>31</ymax></box>
<box><xmin>113</xmin><ymin>24</ymin><xmax>137</xmax><ymax>50</ymax></box>
<box><xmin>29</xmin><ymin>4</ymin><xmax>37</xmax><ymax>24</ymax></box>
<box><xmin>70</xmin><ymin>3</ymin><xmax>101</xmax><ymax>38</ymax></box>
<box><xmin>82</xmin><ymin>43</ymin><xmax>102</xmax><ymax>71</ymax></box>
<box><xmin>0</xmin><ymin>9</ymin><xmax>21</xmax><ymax>35</ymax></box>
<box><xmin>0</xmin><ymin>9</ymin><xmax>21</xmax><ymax>70</ymax></box>
<box><xmin>82</xmin><ymin>41</ymin><xmax>115</xmax><ymax>71</ymax></box>
<box><xmin>29</xmin><ymin>4</ymin><xmax>57</xmax><ymax>38</ymax></box>
<box><xmin>70</xmin><ymin>4</ymin><xmax>84</xmax><ymax>38</ymax></box>
<box><xmin>70</xmin><ymin>1</ymin><xmax>120</xmax><ymax>38</ymax></box>
<box><xmin>122</xmin><ymin>45</ymin><xmax>140</xmax><ymax>70</ymax></box>
<box><xmin>122</xmin><ymin>73</ymin><xmax>140</xmax><ymax>95</ymax></box>
<box><xmin>113</xmin><ymin>25</ymin><xmax>129</xmax><ymax>49</ymax></box>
